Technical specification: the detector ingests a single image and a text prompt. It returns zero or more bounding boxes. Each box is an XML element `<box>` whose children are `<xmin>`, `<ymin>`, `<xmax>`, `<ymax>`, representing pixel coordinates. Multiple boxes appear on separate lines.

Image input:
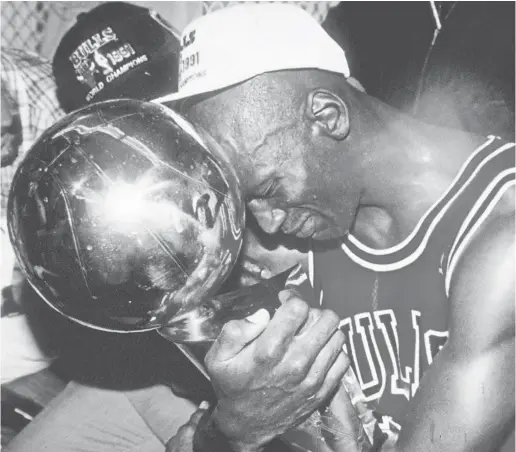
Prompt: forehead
<box><xmin>182</xmin><ymin>78</ymin><xmax>305</xmax><ymax>194</ymax></box>
<box><xmin>188</xmin><ymin>112</ymin><xmax>273</xmax><ymax>197</ymax></box>
<box><xmin>183</xmin><ymin>96</ymin><xmax>272</xmax><ymax>171</ymax></box>
<box><xmin>183</xmin><ymin>75</ymin><xmax>299</xmax><ymax>142</ymax></box>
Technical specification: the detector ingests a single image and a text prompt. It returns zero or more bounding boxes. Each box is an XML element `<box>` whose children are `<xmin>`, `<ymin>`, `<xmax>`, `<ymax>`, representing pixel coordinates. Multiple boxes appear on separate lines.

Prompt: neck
<box><xmin>348</xmin><ymin>97</ymin><xmax>485</xmax><ymax>248</ymax></box>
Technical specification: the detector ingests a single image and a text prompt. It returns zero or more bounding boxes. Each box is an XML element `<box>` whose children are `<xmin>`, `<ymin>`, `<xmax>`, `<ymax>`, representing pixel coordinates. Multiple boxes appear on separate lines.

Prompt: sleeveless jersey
<box><xmin>307</xmin><ymin>136</ymin><xmax>515</xmax><ymax>448</ymax></box>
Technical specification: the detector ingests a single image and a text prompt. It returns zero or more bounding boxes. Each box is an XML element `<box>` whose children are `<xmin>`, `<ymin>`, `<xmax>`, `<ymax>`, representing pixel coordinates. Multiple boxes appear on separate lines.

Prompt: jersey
<box><xmin>307</xmin><ymin>135</ymin><xmax>515</xmax><ymax>449</ymax></box>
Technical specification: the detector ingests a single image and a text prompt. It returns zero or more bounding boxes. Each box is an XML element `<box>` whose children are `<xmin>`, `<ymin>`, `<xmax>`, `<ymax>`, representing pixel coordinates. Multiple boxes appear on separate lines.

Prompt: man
<box><xmin>153</xmin><ymin>4</ymin><xmax>514</xmax><ymax>452</ymax></box>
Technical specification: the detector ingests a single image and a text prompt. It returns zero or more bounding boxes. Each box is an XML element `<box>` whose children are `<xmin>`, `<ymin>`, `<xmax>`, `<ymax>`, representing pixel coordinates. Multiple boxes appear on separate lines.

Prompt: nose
<box><xmin>247</xmin><ymin>199</ymin><xmax>286</xmax><ymax>234</ymax></box>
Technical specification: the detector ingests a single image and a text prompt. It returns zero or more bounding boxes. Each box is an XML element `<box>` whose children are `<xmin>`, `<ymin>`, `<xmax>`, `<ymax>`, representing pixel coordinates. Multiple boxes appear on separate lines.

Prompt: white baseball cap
<box><xmin>153</xmin><ymin>3</ymin><xmax>350</xmax><ymax>104</ymax></box>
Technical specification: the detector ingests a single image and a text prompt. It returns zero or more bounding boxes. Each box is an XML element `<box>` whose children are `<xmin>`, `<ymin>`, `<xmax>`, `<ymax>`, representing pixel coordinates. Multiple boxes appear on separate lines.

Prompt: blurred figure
<box><xmin>323</xmin><ymin>2</ymin><xmax>515</xmax><ymax>139</ymax></box>
<box><xmin>414</xmin><ymin>2</ymin><xmax>515</xmax><ymax>140</ymax></box>
<box><xmin>322</xmin><ymin>2</ymin><xmax>434</xmax><ymax>110</ymax></box>
<box><xmin>52</xmin><ymin>1</ymin><xmax>181</xmax><ymax>113</ymax></box>
<box><xmin>1</xmin><ymin>48</ymin><xmax>64</xmax><ymax>384</ymax></box>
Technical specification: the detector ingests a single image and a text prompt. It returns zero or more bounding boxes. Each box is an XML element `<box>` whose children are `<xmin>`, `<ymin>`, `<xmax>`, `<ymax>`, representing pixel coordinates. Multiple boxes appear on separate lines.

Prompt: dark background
<box><xmin>323</xmin><ymin>1</ymin><xmax>515</xmax><ymax>139</ymax></box>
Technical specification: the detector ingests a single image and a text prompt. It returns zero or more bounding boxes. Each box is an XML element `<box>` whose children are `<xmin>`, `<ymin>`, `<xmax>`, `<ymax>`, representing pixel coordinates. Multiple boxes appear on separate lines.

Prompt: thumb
<box><xmin>188</xmin><ymin>401</ymin><xmax>211</xmax><ymax>427</ymax></box>
<box><xmin>210</xmin><ymin>309</ymin><xmax>270</xmax><ymax>361</ymax></box>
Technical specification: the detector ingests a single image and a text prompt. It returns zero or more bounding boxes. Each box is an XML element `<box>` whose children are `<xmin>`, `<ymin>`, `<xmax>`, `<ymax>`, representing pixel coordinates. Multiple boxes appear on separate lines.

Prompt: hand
<box><xmin>165</xmin><ymin>401</ymin><xmax>210</xmax><ymax>452</ymax></box>
<box><xmin>204</xmin><ymin>289</ymin><xmax>349</xmax><ymax>451</ymax></box>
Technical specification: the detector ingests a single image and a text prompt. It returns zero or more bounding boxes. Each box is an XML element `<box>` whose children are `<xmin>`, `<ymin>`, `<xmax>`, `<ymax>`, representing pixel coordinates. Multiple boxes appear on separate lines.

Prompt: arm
<box><xmin>397</xmin><ymin>213</ymin><xmax>515</xmax><ymax>452</ymax></box>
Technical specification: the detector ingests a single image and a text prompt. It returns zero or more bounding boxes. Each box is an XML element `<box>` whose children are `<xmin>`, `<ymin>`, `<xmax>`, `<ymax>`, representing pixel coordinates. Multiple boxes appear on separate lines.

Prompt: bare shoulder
<box><xmin>448</xmin><ymin>207</ymin><xmax>514</xmax><ymax>351</ymax></box>
<box><xmin>495</xmin><ymin>184</ymin><xmax>515</xmax><ymax>216</ymax></box>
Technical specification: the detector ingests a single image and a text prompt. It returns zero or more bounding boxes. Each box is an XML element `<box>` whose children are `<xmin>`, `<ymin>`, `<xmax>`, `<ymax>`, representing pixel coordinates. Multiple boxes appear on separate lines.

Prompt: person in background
<box><xmin>322</xmin><ymin>2</ymin><xmax>434</xmax><ymax>111</ymax></box>
<box><xmin>413</xmin><ymin>1</ymin><xmax>514</xmax><ymax>140</ymax></box>
<box><xmin>52</xmin><ymin>1</ymin><xmax>181</xmax><ymax>113</ymax></box>
<box><xmin>323</xmin><ymin>2</ymin><xmax>515</xmax><ymax>139</ymax></box>
<box><xmin>1</xmin><ymin>47</ymin><xmax>64</xmax><ymax>384</ymax></box>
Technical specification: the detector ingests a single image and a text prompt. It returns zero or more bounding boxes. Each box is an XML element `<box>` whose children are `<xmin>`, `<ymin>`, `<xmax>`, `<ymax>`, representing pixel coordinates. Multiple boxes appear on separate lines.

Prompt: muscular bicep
<box><xmin>397</xmin><ymin>214</ymin><xmax>515</xmax><ymax>452</ymax></box>
<box><xmin>448</xmin><ymin>214</ymin><xmax>515</xmax><ymax>353</ymax></box>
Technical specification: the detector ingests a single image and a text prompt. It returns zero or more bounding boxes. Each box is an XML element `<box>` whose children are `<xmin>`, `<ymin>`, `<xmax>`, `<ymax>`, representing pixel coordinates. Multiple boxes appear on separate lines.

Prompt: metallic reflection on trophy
<box><xmin>8</xmin><ymin>99</ymin><xmax>245</xmax><ymax>332</ymax></box>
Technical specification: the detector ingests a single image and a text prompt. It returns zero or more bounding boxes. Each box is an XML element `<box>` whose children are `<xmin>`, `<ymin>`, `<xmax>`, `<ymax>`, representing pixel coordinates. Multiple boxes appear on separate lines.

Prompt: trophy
<box><xmin>8</xmin><ymin>99</ymin><xmax>385</xmax><ymax>452</ymax></box>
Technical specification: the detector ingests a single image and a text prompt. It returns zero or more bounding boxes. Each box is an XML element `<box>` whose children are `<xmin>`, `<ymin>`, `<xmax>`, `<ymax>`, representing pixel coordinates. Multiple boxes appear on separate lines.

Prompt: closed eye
<box><xmin>253</xmin><ymin>180</ymin><xmax>278</xmax><ymax>200</ymax></box>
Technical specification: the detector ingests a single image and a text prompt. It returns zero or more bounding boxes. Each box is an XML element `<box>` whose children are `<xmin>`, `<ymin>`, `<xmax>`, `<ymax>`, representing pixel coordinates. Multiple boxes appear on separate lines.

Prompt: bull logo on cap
<box><xmin>74</xmin><ymin>58</ymin><xmax>97</xmax><ymax>88</ymax></box>
<box><xmin>93</xmin><ymin>50</ymin><xmax>113</xmax><ymax>75</ymax></box>
<box><xmin>74</xmin><ymin>50</ymin><xmax>114</xmax><ymax>89</ymax></box>
<box><xmin>69</xmin><ymin>27</ymin><xmax>117</xmax><ymax>88</ymax></box>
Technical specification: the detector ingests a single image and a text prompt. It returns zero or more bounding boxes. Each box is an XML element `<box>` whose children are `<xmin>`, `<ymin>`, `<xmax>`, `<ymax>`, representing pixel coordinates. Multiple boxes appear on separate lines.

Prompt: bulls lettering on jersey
<box><xmin>305</xmin><ymin>136</ymin><xmax>515</xmax><ymax>447</ymax></box>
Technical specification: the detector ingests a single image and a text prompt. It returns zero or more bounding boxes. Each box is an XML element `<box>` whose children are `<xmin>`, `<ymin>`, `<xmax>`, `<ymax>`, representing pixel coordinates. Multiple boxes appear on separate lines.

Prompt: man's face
<box><xmin>184</xmin><ymin>88</ymin><xmax>353</xmax><ymax>242</ymax></box>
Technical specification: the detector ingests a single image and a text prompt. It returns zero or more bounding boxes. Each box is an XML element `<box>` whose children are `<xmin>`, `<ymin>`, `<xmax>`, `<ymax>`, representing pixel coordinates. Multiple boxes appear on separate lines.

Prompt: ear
<box><xmin>305</xmin><ymin>89</ymin><xmax>350</xmax><ymax>141</ymax></box>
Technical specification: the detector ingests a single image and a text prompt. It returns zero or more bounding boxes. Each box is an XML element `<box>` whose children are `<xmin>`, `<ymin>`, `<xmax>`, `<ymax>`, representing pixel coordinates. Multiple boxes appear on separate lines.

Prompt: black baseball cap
<box><xmin>53</xmin><ymin>2</ymin><xmax>180</xmax><ymax>113</ymax></box>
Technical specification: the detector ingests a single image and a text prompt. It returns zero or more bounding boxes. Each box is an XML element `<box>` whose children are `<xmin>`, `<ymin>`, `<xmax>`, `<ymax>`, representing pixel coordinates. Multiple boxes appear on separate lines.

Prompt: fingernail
<box><xmin>261</xmin><ymin>268</ymin><xmax>272</xmax><ymax>279</ymax></box>
<box><xmin>246</xmin><ymin>308</ymin><xmax>270</xmax><ymax>324</ymax></box>
<box><xmin>278</xmin><ymin>289</ymin><xmax>293</xmax><ymax>303</ymax></box>
<box><xmin>199</xmin><ymin>401</ymin><xmax>210</xmax><ymax>410</ymax></box>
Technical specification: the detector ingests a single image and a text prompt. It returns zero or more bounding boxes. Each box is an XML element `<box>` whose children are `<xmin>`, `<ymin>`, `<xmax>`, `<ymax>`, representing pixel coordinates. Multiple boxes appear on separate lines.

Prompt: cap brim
<box><xmin>152</xmin><ymin>89</ymin><xmax>195</xmax><ymax>107</ymax></box>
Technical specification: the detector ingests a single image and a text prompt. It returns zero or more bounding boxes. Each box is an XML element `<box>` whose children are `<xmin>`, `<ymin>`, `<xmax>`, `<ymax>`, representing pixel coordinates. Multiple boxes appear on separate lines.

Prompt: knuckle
<box><xmin>290</xmin><ymin>356</ymin><xmax>310</xmax><ymax>376</ymax></box>
<box><xmin>304</xmin><ymin>372</ymin><xmax>324</xmax><ymax>391</ymax></box>
<box><xmin>221</xmin><ymin>320</ymin><xmax>244</xmax><ymax>339</ymax></box>
<box><xmin>257</xmin><ymin>339</ymin><xmax>283</xmax><ymax>362</ymax></box>
<box><xmin>321</xmin><ymin>309</ymin><xmax>340</xmax><ymax>328</ymax></box>
<box><xmin>285</xmin><ymin>297</ymin><xmax>309</xmax><ymax>319</ymax></box>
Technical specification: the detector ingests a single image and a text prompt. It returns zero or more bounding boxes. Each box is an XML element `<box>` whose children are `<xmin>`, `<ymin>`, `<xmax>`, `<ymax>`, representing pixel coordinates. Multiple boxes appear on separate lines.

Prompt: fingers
<box><xmin>303</xmin><ymin>328</ymin><xmax>346</xmax><ymax>391</ymax></box>
<box><xmin>166</xmin><ymin>402</ymin><xmax>211</xmax><ymax>452</ymax></box>
<box><xmin>252</xmin><ymin>294</ymin><xmax>310</xmax><ymax>363</ymax></box>
<box><xmin>295</xmin><ymin>308</ymin><xmax>342</xmax><ymax>363</ymax></box>
<box><xmin>326</xmin><ymin>384</ymin><xmax>362</xmax><ymax>435</ymax></box>
<box><xmin>189</xmin><ymin>401</ymin><xmax>210</xmax><ymax>426</ymax></box>
<box><xmin>315</xmin><ymin>351</ymin><xmax>350</xmax><ymax>403</ymax></box>
<box><xmin>208</xmin><ymin>309</ymin><xmax>270</xmax><ymax>361</ymax></box>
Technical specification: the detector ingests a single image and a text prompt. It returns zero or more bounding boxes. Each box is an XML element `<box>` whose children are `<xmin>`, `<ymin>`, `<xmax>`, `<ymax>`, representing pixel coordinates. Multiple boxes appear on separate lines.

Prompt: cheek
<box><xmin>281</xmin><ymin>159</ymin><xmax>308</xmax><ymax>202</ymax></box>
